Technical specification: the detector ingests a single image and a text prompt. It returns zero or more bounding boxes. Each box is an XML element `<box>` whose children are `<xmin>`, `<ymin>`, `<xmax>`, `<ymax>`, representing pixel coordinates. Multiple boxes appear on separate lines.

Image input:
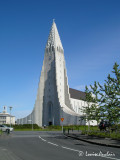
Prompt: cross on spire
<box><xmin>53</xmin><ymin>19</ymin><xmax>55</xmax><ymax>23</ymax></box>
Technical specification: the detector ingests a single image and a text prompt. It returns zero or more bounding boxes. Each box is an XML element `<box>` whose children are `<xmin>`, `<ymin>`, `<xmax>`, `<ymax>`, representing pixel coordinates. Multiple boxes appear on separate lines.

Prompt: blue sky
<box><xmin>0</xmin><ymin>0</ymin><xmax>120</xmax><ymax>119</ymax></box>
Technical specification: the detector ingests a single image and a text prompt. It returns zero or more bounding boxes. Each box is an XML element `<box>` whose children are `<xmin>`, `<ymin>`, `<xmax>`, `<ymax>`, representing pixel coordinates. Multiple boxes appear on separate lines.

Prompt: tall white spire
<box><xmin>46</xmin><ymin>20</ymin><xmax>63</xmax><ymax>50</ymax></box>
<box><xmin>17</xmin><ymin>21</ymin><xmax>81</xmax><ymax>127</ymax></box>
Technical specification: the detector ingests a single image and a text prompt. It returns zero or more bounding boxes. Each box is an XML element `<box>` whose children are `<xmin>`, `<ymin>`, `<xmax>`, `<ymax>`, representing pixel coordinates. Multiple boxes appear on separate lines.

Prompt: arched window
<box><xmin>52</xmin><ymin>46</ymin><xmax>54</xmax><ymax>52</ymax></box>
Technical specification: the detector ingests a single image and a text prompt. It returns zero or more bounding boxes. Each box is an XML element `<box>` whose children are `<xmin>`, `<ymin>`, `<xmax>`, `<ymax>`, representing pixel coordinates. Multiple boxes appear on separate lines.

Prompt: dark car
<box><xmin>99</xmin><ymin>120</ymin><xmax>111</xmax><ymax>131</ymax></box>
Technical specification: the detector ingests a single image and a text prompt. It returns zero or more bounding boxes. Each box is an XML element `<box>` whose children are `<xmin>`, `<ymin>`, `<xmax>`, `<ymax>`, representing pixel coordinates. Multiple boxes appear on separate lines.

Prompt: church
<box><xmin>17</xmin><ymin>21</ymin><xmax>96</xmax><ymax>126</ymax></box>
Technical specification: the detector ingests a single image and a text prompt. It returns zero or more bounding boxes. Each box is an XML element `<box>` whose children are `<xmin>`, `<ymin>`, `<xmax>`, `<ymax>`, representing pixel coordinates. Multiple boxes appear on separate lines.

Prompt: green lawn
<box><xmin>14</xmin><ymin>128</ymin><xmax>62</xmax><ymax>131</ymax></box>
<box><xmin>0</xmin><ymin>130</ymin><xmax>3</xmax><ymax>135</ymax></box>
<box><xmin>14</xmin><ymin>125</ymin><xmax>97</xmax><ymax>132</ymax></box>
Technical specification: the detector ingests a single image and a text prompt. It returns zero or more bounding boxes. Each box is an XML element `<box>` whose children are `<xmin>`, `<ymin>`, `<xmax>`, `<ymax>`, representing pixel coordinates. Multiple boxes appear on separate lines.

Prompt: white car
<box><xmin>0</xmin><ymin>125</ymin><xmax>14</xmax><ymax>132</ymax></box>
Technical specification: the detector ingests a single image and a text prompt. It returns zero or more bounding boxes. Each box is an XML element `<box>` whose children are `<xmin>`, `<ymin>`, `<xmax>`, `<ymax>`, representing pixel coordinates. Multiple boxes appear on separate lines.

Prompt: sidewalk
<box><xmin>64</xmin><ymin>131</ymin><xmax>120</xmax><ymax>148</ymax></box>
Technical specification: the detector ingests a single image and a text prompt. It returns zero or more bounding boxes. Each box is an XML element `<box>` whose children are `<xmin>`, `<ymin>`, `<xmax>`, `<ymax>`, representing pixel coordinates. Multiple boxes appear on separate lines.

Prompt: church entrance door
<box><xmin>48</xmin><ymin>102</ymin><xmax>53</xmax><ymax>126</ymax></box>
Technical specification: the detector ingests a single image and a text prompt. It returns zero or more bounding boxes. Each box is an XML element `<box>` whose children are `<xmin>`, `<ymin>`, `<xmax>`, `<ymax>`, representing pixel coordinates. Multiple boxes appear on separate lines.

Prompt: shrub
<box><xmin>12</xmin><ymin>124</ymin><xmax>40</xmax><ymax>129</ymax></box>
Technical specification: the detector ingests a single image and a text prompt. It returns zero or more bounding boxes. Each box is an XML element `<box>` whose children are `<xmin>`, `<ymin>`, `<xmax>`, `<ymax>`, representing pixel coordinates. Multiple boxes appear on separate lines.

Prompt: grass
<box><xmin>13</xmin><ymin>125</ymin><xmax>87</xmax><ymax>131</ymax></box>
<box><xmin>0</xmin><ymin>130</ymin><xmax>3</xmax><ymax>135</ymax></box>
<box><xmin>63</xmin><ymin>125</ymin><xmax>99</xmax><ymax>132</ymax></box>
<box><xmin>13</xmin><ymin>124</ymin><xmax>63</xmax><ymax>131</ymax></box>
<box><xmin>14</xmin><ymin>128</ymin><xmax>62</xmax><ymax>131</ymax></box>
<box><xmin>13</xmin><ymin>125</ymin><xmax>98</xmax><ymax>131</ymax></box>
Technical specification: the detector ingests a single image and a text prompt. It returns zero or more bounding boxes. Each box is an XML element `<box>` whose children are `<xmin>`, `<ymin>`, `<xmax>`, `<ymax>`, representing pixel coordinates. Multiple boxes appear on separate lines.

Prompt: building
<box><xmin>0</xmin><ymin>106</ymin><xmax>15</xmax><ymax>125</ymax></box>
<box><xmin>17</xmin><ymin>21</ymin><xmax>97</xmax><ymax>126</ymax></box>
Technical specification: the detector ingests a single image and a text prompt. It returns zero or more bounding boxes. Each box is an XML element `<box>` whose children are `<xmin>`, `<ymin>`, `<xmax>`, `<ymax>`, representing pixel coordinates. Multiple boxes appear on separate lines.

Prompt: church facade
<box><xmin>17</xmin><ymin>21</ymin><xmax>96</xmax><ymax>126</ymax></box>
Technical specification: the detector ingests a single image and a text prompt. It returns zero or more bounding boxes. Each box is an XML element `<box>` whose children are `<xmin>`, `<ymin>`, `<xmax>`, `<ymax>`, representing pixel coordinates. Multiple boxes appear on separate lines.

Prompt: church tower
<box><xmin>17</xmin><ymin>21</ymin><xmax>80</xmax><ymax>126</ymax></box>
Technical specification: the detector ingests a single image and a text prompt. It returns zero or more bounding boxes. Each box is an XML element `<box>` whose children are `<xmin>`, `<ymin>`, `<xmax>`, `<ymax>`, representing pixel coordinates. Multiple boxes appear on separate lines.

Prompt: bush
<box><xmin>81</xmin><ymin>130</ymin><xmax>120</xmax><ymax>140</ymax></box>
<box><xmin>12</xmin><ymin>124</ymin><xmax>41</xmax><ymax>129</ymax></box>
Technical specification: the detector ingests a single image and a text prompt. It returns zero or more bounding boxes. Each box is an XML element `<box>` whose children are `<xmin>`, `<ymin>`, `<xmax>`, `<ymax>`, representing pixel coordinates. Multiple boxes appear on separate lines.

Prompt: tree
<box><xmin>81</xmin><ymin>86</ymin><xmax>95</xmax><ymax>132</ymax></box>
<box><xmin>82</xmin><ymin>62</ymin><xmax>120</xmax><ymax>130</ymax></box>
<box><xmin>90</xmin><ymin>81</ymin><xmax>101</xmax><ymax>124</ymax></box>
<box><xmin>98</xmin><ymin>62</ymin><xmax>120</xmax><ymax>125</ymax></box>
<box><xmin>82</xmin><ymin>82</ymin><xmax>101</xmax><ymax>128</ymax></box>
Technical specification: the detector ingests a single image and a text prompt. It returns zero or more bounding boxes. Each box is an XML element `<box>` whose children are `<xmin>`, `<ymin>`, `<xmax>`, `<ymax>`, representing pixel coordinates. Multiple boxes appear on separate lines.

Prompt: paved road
<box><xmin>0</xmin><ymin>131</ymin><xmax>120</xmax><ymax>160</ymax></box>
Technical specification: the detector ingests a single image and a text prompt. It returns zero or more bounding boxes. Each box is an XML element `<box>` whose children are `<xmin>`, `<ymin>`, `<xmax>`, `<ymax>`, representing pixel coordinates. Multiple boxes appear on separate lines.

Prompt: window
<box><xmin>52</xmin><ymin>46</ymin><xmax>54</xmax><ymax>51</ymax></box>
<box><xmin>49</xmin><ymin>56</ymin><xmax>51</xmax><ymax>60</ymax></box>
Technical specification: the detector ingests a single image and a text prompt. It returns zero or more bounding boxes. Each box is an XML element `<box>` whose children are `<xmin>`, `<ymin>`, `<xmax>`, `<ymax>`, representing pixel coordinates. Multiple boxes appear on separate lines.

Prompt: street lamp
<box><xmin>28</xmin><ymin>120</ymin><xmax>33</xmax><ymax>131</ymax></box>
<box><xmin>9</xmin><ymin>106</ymin><xmax>13</xmax><ymax>127</ymax></box>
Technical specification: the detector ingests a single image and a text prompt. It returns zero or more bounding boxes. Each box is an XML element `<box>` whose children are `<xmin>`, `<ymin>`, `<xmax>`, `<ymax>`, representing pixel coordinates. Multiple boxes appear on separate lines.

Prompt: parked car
<box><xmin>0</xmin><ymin>125</ymin><xmax>14</xmax><ymax>132</ymax></box>
<box><xmin>98</xmin><ymin>120</ymin><xmax>111</xmax><ymax>131</ymax></box>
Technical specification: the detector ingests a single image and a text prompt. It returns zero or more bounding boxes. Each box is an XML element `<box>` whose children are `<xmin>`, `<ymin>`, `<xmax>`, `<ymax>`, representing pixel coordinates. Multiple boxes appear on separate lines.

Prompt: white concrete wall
<box><xmin>70</xmin><ymin>98</ymin><xmax>86</xmax><ymax>115</ymax></box>
<box><xmin>70</xmin><ymin>98</ymin><xmax>97</xmax><ymax>126</ymax></box>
